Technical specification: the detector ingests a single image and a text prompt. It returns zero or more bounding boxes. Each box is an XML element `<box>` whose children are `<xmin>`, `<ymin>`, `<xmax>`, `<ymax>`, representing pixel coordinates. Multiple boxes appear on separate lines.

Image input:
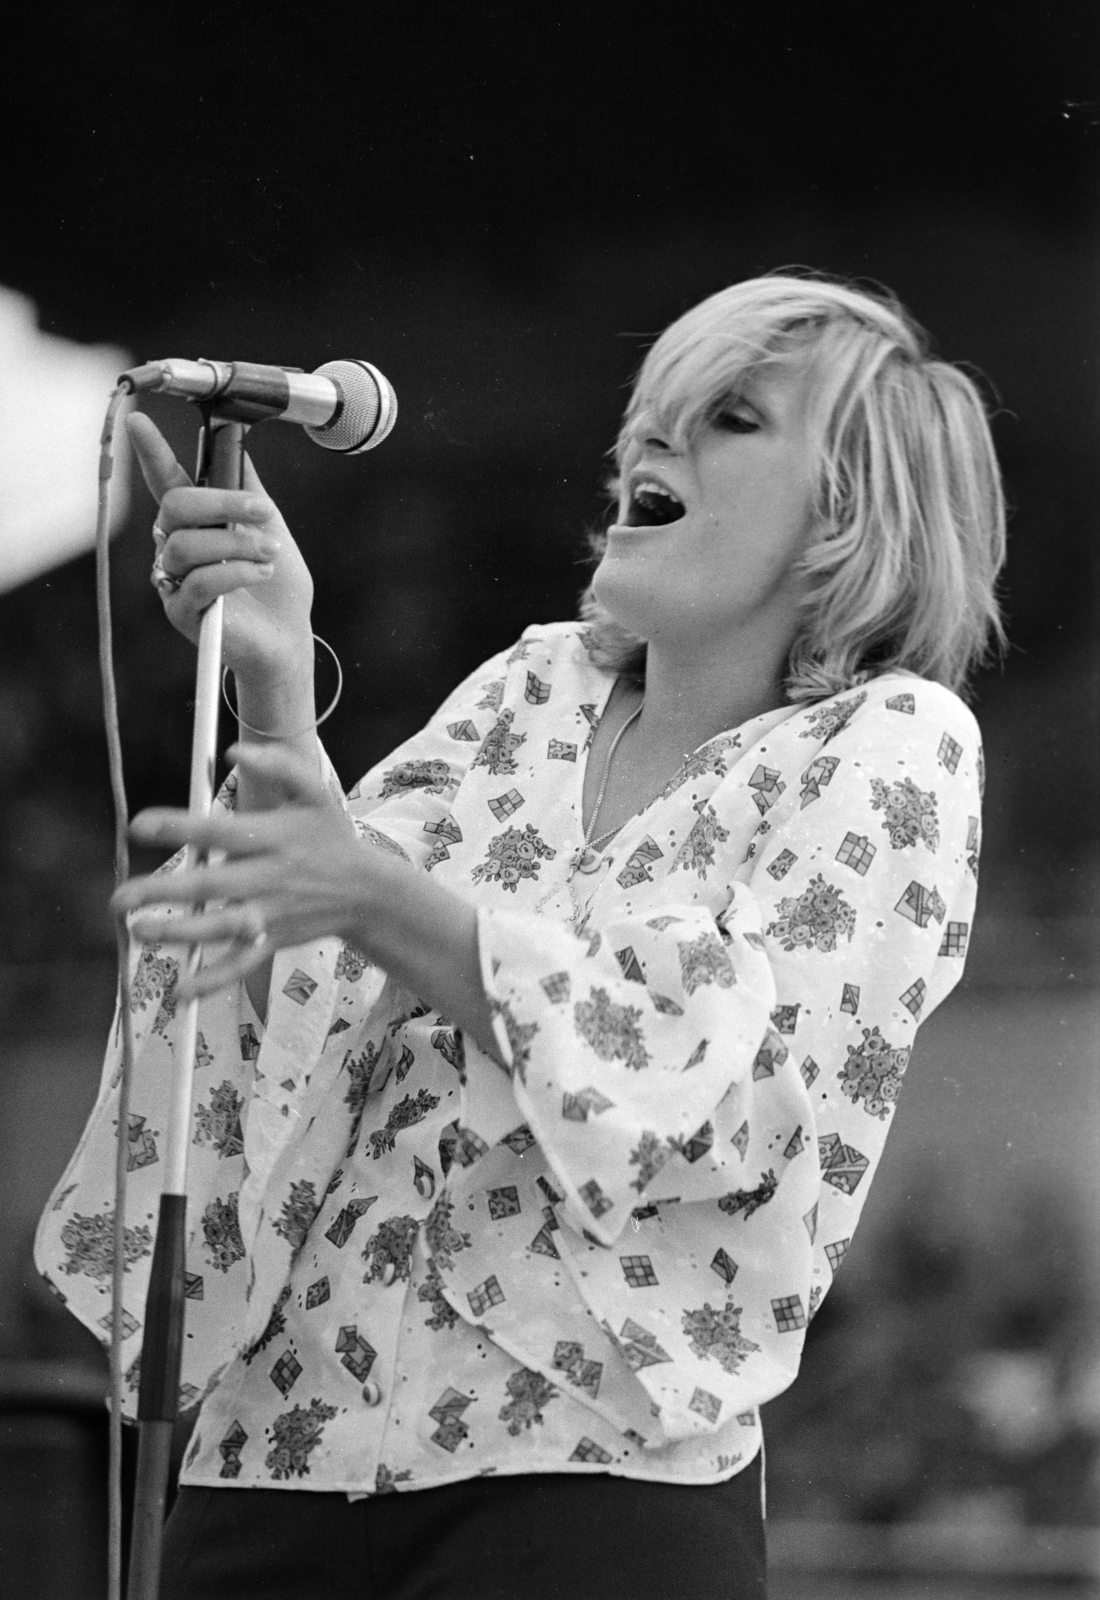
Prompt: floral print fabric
<box><xmin>36</xmin><ymin>623</ymin><xmax>981</xmax><ymax>1496</ymax></box>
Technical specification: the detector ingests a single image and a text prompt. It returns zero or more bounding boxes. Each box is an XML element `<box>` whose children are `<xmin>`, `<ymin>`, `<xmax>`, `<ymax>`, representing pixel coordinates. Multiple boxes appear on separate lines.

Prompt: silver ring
<box><xmin>150</xmin><ymin>553</ymin><xmax>183</xmax><ymax>597</ymax></box>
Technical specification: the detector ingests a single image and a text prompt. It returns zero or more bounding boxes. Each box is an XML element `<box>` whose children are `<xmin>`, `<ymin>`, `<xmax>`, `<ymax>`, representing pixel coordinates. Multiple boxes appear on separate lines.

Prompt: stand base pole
<box><xmin>122</xmin><ymin>416</ymin><xmax>246</xmax><ymax>1600</ymax></box>
<box><xmin>126</xmin><ymin>1421</ymin><xmax>175</xmax><ymax>1600</ymax></box>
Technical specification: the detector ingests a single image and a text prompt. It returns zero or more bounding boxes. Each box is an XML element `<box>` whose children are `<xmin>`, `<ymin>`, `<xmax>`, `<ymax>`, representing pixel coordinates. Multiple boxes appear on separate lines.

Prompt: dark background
<box><xmin>0</xmin><ymin>1</ymin><xmax>1097</xmax><ymax>968</ymax></box>
<box><xmin>0</xmin><ymin>3</ymin><xmax>1097</xmax><ymax>1589</ymax></box>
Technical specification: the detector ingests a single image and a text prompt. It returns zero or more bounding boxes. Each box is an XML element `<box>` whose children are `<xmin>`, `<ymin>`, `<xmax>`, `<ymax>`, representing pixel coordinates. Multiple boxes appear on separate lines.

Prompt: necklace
<box><xmin>572</xmin><ymin>703</ymin><xmax>643</xmax><ymax>875</ymax></box>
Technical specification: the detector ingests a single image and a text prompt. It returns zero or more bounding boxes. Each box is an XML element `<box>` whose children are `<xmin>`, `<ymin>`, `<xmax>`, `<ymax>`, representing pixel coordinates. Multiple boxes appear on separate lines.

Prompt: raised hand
<box><xmin>127</xmin><ymin>412</ymin><xmax>315</xmax><ymax>701</ymax></box>
<box><xmin>117</xmin><ymin>737</ymin><xmax>502</xmax><ymax>1058</ymax></box>
<box><xmin>115</xmin><ymin>743</ymin><xmax>370</xmax><ymax>1002</ymax></box>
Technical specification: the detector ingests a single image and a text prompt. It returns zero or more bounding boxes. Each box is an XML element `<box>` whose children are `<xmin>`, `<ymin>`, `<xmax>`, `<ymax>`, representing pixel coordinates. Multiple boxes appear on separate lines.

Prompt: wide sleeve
<box><xmin>469</xmin><ymin>678</ymin><xmax>981</xmax><ymax>1264</ymax></box>
<box><xmin>745</xmin><ymin>681</ymin><xmax>982</xmax><ymax>1303</ymax></box>
<box><xmin>32</xmin><ymin>638</ymin><xmax>525</xmax><ymax>1395</ymax></box>
<box><xmin>339</xmin><ymin>641</ymin><xmax>518</xmax><ymax>868</ymax></box>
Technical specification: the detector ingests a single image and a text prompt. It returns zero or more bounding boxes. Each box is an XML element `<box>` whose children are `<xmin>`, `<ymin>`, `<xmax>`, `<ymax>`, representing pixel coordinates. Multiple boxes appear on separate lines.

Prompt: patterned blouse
<box><xmin>36</xmin><ymin>622</ymin><xmax>982</xmax><ymax>1497</ymax></box>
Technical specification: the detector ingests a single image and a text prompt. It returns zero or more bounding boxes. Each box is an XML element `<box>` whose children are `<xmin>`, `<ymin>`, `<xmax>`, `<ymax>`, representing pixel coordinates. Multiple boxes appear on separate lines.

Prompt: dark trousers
<box><xmin>160</xmin><ymin>1456</ymin><xmax>767</xmax><ymax>1599</ymax></box>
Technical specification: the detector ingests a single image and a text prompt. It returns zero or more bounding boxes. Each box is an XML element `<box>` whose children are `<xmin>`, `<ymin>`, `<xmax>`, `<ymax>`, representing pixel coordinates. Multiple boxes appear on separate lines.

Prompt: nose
<box><xmin>628</xmin><ymin>408</ymin><xmax>674</xmax><ymax>453</ymax></box>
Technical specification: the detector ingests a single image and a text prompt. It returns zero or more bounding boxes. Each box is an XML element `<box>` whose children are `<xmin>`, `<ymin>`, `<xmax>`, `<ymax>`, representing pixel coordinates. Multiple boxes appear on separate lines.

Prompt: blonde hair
<box><xmin>580</xmin><ymin>272</ymin><xmax>1007</xmax><ymax>701</ymax></box>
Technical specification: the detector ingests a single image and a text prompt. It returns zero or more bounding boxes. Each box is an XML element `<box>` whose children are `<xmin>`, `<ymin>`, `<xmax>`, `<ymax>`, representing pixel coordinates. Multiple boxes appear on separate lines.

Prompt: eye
<box><xmin>711</xmin><ymin>409</ymin><xmax>760</xmax><ymax>435</ymax></box>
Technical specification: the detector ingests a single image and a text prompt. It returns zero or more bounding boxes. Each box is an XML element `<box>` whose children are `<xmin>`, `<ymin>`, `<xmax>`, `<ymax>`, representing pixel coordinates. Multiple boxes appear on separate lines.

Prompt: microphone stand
<box><xmin>126</xmin><ymin>412</ymin><xmax>247</xmax><ymax>1600</ymax></box>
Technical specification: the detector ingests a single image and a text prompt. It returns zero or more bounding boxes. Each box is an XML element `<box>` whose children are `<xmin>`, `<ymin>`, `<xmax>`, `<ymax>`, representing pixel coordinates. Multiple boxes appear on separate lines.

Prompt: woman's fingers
<box><xmin>126</xmin><ymin>413</ymin><xmax>193</xmax><ymax>501</ymax></box>
<box><xmin>131</xmin><ymin>414</ymin><xmax>315</xmax><ymax>679</ymax></box>
<box><xmin>126</xmin><ymin>805</ymin><xmax>275</xmax><ymax>858</ymax></box>
<box><xmin>114</xmin><ymin>860</ymin><xmax>268</xmax><ymax>918</ymax></box>
<box><xmin>158</xmin><ymin>484</ymin><xmax>276</xmax><ymax>536</ymax></box>
<box><xmin>113</xmin><ymin>758</ymin><xmax>348</xmax><ymax>974</ymax></box>
<box><xmin>158</xmin><ymin>524</ymin><xmax>282</xmax><ymax>579</ymax></box>
<box><xmin>165</xmin><ymin>558</ymin><xmax>277</xmax><ymax>615</ymax></box>
<box><xmin>176</xmin><ymin>931</ymin><xmax>272</xmax><ymax>1003</ymax></box>
<box><xmin>124</xmin><ymin>751</ymin><xmax>329</xmax><ymax>865</ymax></box>
<box><xmin>130</xmin><ymin>902</ymin><xmax>267</xmax><ymax>949</ymax></box>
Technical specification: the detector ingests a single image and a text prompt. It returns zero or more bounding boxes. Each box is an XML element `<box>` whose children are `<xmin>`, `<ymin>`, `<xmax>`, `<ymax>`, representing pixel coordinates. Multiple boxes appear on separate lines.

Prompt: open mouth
<box><xmin>624</xmin><ymin>481</ymin><xmax>686</xmax><ymax>527</ymax></box>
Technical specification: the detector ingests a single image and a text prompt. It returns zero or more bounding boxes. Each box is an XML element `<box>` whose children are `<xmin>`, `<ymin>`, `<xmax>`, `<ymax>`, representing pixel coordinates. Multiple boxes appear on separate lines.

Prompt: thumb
<box><xmin>226</xmin><ymin>741</ymin><xmax>327</xmax><ymax>807</ymax></box>
<box><xmin>126</xmin><ymin>412</ymin><xmax>193</xmax><ymax>505</ymax></box>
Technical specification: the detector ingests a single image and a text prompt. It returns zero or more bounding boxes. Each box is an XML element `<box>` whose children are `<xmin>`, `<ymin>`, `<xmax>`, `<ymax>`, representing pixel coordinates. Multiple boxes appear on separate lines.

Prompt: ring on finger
<box><xmin>150</xmin><ymin>553</ymin><xmax>183</xmax><ymax>597</ymax></box>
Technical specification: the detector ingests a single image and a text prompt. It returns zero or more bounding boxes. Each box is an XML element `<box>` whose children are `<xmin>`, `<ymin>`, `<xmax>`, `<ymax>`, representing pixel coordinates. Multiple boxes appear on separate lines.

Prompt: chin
<box><xmin>590</xmin><ymin>556</ymin><xmax>661</xmax><ymax>642</ymax></box>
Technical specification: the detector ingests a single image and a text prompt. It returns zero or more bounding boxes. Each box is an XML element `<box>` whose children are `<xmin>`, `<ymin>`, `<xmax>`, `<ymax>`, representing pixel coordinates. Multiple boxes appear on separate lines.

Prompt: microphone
<box><xmin>118</xmin><ymin>357</ymin><xmax>397</xmax><ymax>454</ymax></box>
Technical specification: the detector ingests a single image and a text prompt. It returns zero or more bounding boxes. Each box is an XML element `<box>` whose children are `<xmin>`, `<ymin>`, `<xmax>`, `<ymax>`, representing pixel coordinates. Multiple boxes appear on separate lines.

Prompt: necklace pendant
<box><xmin>574</xmin><ymin>847</ymin><xmax>603</xmax><ymax>875</ymax></box>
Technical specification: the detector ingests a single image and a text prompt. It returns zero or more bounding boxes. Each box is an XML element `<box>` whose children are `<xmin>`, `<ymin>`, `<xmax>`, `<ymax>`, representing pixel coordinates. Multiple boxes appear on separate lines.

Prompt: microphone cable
<box><xmin>94</xmin><ymin>384</ymin><xmax>138</xmax><ymax>1600</ymax></box>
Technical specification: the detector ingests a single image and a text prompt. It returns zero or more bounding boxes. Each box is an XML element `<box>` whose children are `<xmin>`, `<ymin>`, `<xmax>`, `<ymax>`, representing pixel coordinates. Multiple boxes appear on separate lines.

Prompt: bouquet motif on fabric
<box><xmin>869</xmin><ymin>775</ymin><xmax>940</xmax><ymax>852</ymax></box>
<box><xmin>472</xmin><ymin>823</ymin><xmax>556</xmax><ymax>892</ymax></box>
<box><xmin>766</xmin><ymin>874</ymin><xmax>856</xmax><ymax>953</ymax></box>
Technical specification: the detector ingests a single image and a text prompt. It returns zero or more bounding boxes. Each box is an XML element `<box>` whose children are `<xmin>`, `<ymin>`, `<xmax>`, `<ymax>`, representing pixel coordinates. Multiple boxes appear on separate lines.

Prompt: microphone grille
<box><xmin>304</xmin><ymin>360</ymin><xmax>397</xmax><ymax>453</ymax></box>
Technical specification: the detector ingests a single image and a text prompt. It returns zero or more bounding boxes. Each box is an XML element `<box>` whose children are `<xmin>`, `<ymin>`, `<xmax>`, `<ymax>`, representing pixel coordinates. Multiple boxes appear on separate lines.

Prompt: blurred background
<box><xmin>0</xmin><ymin>3</ymin><xmax>1096</xmax><ymax>1594</ymax></box>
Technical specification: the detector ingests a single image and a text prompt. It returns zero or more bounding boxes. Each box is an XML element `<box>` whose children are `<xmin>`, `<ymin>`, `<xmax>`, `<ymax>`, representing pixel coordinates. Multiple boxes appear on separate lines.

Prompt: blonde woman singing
<box><xmin>40</xmin><ymin>273</ymin><xmax>1005</xmax><ymax>1600</ymax></box>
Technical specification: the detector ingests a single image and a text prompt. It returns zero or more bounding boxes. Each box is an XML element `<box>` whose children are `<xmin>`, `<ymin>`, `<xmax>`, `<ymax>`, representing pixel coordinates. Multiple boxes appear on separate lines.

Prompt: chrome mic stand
<box><xmin>126</xmin><ymin>411</ymin><xmax>244</xmax><ymax>1600</ymax></box>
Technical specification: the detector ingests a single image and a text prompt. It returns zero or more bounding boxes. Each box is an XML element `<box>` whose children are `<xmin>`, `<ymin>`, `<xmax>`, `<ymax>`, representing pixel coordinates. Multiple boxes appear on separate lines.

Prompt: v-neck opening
<box><xmin>575</xmin><ymin>668</ymin><xmax>629</xmax><ymax>844</ymax></box>
<box><xmin>571</xmin><ymin>649</ymin><xmax>801</xmax><ymax>873</ymax></box>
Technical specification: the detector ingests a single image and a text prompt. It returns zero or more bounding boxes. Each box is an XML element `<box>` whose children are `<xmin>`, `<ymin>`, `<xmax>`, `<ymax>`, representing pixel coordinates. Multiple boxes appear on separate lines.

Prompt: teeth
<box><xmin>625</xmin><ymin>478</ymin><xmax>686</xmax><ymax>529</ymax></box>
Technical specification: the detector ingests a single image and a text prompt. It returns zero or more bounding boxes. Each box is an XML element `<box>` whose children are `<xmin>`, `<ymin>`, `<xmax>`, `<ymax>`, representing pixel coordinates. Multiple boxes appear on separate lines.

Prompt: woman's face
<box><xmin>592</xmin><ymin>357</ymin><xmax>820</xmax><ymax>657</ymax></box>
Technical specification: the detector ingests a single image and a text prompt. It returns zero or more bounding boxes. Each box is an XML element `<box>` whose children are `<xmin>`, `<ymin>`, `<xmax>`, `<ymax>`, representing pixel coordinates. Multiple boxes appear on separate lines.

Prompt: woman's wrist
<box><xmin>231</xmin><ymin>638</ymin><xmax>317</xmax><ymax>739</ymax></box>
<box><xmin>343</xmin><ymin>846</ymin><xmax>403</xmax><ymax>957</ymax></box>
<box><xmin>234</xmin><ymin>676</ymin><xmax>316</xmax><ymax>742</ymax></box>
<box><xmin>230</xmin><ymin>647</ymin><xmax>322</xmax><ymax>810</ymax></box>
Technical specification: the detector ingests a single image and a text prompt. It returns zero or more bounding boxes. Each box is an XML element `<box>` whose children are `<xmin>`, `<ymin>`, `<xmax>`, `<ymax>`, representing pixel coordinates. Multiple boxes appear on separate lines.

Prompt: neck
<box><xmin>578</xmin><ymin>620</ymin><xmax>794</xmax><ymax>853</ymax></box>
<box><xmin>636</xmin><ymin>621</ymin><xmax>792</xmax><ymax>758</ymax></box>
